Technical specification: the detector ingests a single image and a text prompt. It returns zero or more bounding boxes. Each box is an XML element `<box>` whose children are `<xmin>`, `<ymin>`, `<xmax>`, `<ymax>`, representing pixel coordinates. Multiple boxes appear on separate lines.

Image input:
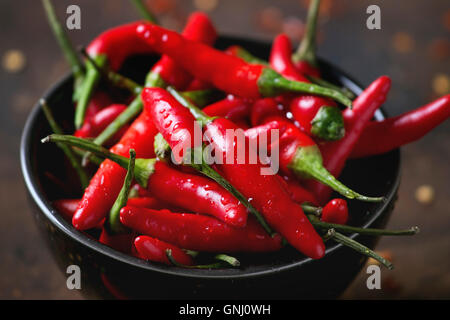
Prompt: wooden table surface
<box><xmin>1</xmin><ymin>0</ymin><xmax>449</xmax><ymax>299</ymax></box>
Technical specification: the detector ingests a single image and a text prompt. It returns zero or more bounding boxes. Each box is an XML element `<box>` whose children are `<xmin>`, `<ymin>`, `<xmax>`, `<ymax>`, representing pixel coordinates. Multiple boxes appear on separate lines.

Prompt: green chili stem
<box><xmin>108</xmin><ymin>149</ymin><xmax>136</xmax><ymax>234</ymax></box>
<box><xmin>301</xmin><ymin>203</ymin><xmax>322</xmax><ymax>216</ymax></box>
<box><xmin>40</xmin><ymin>100</ymin><xmax>89</xmax><ymax>189</ymax></box>
<box><xmin>166</xmin><ymin>249</ymin><xmax>240</xmax><ymax>269</ymax></box>
<box><xmin>290</xmin><ymin>146</ymin><xmax>384</xmax><ymax>202</ymax></box>
<box><xmin>74</xmin><ymin>55</ymin><xmax>107</xmax><ymax>129</ymax></box>
<box><xmin>167</xmin><ymin>86</ymin><xmax>214</xmax><ymax>125</ymax></box>
<box><xmin>308</xmin><ymin>214</ymin><xmax>419</xmax><ymax>236</ymax></box>
<box><xmin>153</xmin><ymin>134</ymin><xmax>275</xmax><ymax>236</ymax></box>
<box><xmin>258</xmin><ymin>68</ymin><xmax>352</xmax><ymax>108</ymax></box>
<box><xmin>307</xmin><ymin>75</ymin><xmax>356</xmax><ymax>100</ymax></box>
<box><xmin>181</xmin><ymin>89</ymin><xmax>222</xmax><ymax>108</ymax></box>
<box><xmin>292</xmin><ymin>0</ymin><xmax>320</xmax><ymax>66</ymax></box>
<box><xmin>42</xmin><ymin>0</ymin><xmax>84</xmax><ymax>83</ymax></box>
<box><xmin>80</xmin><ymin>48</ymin><xmax>142</xmax><ymax>95</ymax></box>
<box><xmin>130</xmin><ymin>0</ymin><xmax>158</xmax><ymax>24</ymax></box>
<box><xmin>331</xmin><ymin>231</ymin><xmax>394</xmax><ymax>270</ymax></box>
<box><xmin>80</xmin><ymin>71</ymin><xmax>166</xmax><ymax>166</ymax></box>
<box><xmin>42</xmin><ymin>134</ymin><xmax>155</xmax><ymax>187</ymax></box>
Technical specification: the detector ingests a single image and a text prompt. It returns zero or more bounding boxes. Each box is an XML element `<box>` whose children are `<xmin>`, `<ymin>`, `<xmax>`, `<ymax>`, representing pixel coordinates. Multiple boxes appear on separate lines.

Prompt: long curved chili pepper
<box><xmin>43</xmin><ymin>134</ymin><xmax>249</xmax><ymax>228</ymax></box>
<box><xmin>136</xmin><ymin>24</ymin><xmax>352</xmax><ymax>107</ymax></box>
<box><xmin>202</xmin><ymin>95</ymin><xmax>252</xmax><ymax>121</ymax></box>
<box><xmin>247</xmin><ymin>116</ymin><xmax>383</xmax><ymax>202</ymax></box>
<box><xmin>75</xmin><ymin>21</ymin><xmax>155</xmax><ymax>129</ymax></box>
<box><xmin>225</xmin><ymin>45</ymin><xmax>269</xmax><ymax>66</ymax></box>
<box><xmin>350</xmin><ymin>94</ymin><xmax>450</xmax><ymax>158</ymax></box>
<box><xmin>291</xmin><ymin>0</ymin><xmax>321</xmax><ymax>77</ymax></box>
<box><xmin>70</xmin><ymin>109</ymin><xmax>158</xmax><ymax>230</ymax></box>
<box><xmin>308</xmin><ymin>76</ymin><xmax>392</xmax><ymax>204</ymax></box>
<box><xmin>75</xmin><ymin>104</ymin><xmax>129</xmax><ymax>144</ymax></box>
<box><xmin>166</xmin><ymin>93</ymin><xmax>325</xmax><ymax>259</ymax></box>
<box><xmin>134</xmin><ymin>236</ymin><xmax>194</xmax><ymax>266</ymax></box>
<box><xmin>285</xmin><ymin>178</ymin><xmax>319</xmax><ymax>205</ymax></box>
<box><xmin>270</xmin><ymin>33</ymin><xmax>345</xmax><ymax>140</ymax></box>
<box><xmin>90</xmin><ymin>12</ymin><xmax>217</xmax><ymax>150</ymax></box>
<box><xmin>120</xmin><ymin>207</ymin><xmax>282</xmax><ymax>252</ymax></box>
<box><xmin>83</xmin><ymin>91</ymin><xmax>113</xmax><ymax>124</ymax></box>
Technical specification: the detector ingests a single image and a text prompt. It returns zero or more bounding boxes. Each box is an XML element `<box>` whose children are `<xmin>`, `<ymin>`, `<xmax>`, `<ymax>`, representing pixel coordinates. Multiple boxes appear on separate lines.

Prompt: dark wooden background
<box><xmin>1</xmin><ymin>0</ymin><xmax>449</xmax><ymax>299</ymax></box>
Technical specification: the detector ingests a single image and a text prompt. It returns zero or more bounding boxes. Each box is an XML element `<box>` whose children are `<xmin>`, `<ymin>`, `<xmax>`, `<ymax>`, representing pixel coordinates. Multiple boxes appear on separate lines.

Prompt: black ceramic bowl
<box><xmin>20</xmin><ymin>36</ymin><xmax>400</xmax><ymax>299</ymax></box>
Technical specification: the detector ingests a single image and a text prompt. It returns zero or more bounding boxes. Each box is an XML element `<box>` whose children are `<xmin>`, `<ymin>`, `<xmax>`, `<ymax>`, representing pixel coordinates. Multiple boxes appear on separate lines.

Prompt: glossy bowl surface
<box><xmin>20</xmin><ymin>36</ymin><xmax>400</xmax><ymax>299</ymax></box>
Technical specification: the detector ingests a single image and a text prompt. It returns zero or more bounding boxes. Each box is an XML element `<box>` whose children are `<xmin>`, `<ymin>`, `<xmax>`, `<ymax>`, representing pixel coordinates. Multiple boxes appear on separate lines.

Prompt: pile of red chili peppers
<box><xmin>41</xmin><ymin>0</ymin><xmax>448</xmax><ymax>270</ymax></box>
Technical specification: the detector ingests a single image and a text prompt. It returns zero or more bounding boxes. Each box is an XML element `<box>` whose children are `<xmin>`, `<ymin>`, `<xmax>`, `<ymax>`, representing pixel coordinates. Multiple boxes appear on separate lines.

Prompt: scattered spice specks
<box><xmin>193</xmin><ymin>0</ymin><xmax>218</xmax><ymax>12</ymax></box>
<box><xmin>432</xmin><ymin>73</ymin><xmax>450</xmax><ymax>95</ymax></box>
<box><xmin>2</xmin><ymin>49</ymin><xmax>26</xmax><ymax>73</ymax></box>
<box><xmin>415</xmin><ymin>185</ymin><xmax>435</xmax><ymax>204</ymax></box>
<box><xmin>392</xmin><ymin>32</ymin><xmax>415</xmax><ymax>54</ymax></box>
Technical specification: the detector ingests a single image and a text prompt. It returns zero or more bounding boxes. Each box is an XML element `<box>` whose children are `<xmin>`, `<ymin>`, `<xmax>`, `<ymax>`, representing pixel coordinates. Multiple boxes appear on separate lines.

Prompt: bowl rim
<box><xmin>20</xmin><ymin>35</ymin><xmax>401</xmax><ymax>280</ymax></box>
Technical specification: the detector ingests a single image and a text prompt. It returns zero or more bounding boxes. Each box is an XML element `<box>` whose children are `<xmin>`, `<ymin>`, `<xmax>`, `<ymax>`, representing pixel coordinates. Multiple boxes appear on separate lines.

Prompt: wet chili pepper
<box><xmin>250</xmin><ymin>97</ymin><xmax>285</xmax><ymax>127</ymax></box>
<box><xmin>91</xmin><ymin>12</ymin><xmax>217</xmax><ymax>150</ymax></box>
<box><xmin>134</xmin><ymin>235</ymin><xmax>194</xmax><ymax>266</ymax></box>
<box><xmin>270</xmin><ymin>33</ymin><xmax>345</xmax><ymax>140</ymax></box>
<box><xmin>120</xmin><ymin>207</ymin><xmax>282</xmax><ymax>252</ymax></box>
<box><xmin>70</xmin><ymin>108</ymin><xmax>158</xmax><ymax>230</ymax></box>
<box><xmin>126</xmin><ymin>197</ymin><xmax>169</xmax><ymax>210</ymax></box>
<box><xmin>166</xmin><ymin>90</ymin><xmax>325</xmax><ymax>259</ymax></box>
<box><xmin>321</xmin><ymin>198</ymin><xmax>349</xmax><ymax>225</ymax></box>
<box><xmin>43</xmin><ymin>134</ymin><xmax>249</xmax><ymax>228</ymax></box>
<box><xmin>350</xmin><ymin>94</ymin><xmax>450</xmax><ymax>158</ymax></box>
<box><xmin>291</xmin><ymin>0</ymin><xmax>321</xmax><ymax>78</ymax></box>
<box><xmin>136</xmin><ymin>24</ymin><xmax>352</xmax><ymax>107</ymax></box>
<box><xmin>309</xmin><ymin>76</ymin><xmax>392</xmax><ymax>203</ymax></box>
<box><xmin>75</xmin><ymin>104</ymin><xmax>129</xmax><ymax>144</ymax></box>
<box><xmin>202</xmin><ymin>95</ymin><xmax>252</xmax><ymax>122</ymax></box>
<box><xmin>75</xmin><ymin>21</ymin><xmax>155</xmax><ymax>129</ymax></box>
<box><xmin>245</xmin><ymin>116</ymin><xmax>383</xmax><ymax>202</ymax></box>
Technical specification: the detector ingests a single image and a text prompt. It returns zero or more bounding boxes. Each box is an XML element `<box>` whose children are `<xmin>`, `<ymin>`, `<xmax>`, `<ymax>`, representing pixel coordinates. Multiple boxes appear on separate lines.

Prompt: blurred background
<box><xmin>1</xmin><ymin>0</ymin><xmax>449</xmax><ymax>299</ymax></box>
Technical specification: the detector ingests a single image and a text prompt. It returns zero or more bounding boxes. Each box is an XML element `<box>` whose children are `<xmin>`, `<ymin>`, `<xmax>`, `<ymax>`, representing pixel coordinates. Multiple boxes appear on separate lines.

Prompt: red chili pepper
<box><xmin>141</xmin><ymin>87</ymin><xmax>203</xmax><ymax>163</ymax></box>
<box><xmin>150</xmin><ymin>12</ymin><xmax>217</xmax><ymax>90</ymax></box>
<box><xmin>120</xmin><ymin>207</ymin><xmax>282</xmax><ymax>252</ymax></box>
<box><xmin>86</xmin><ymin>21</ymin><xmax>154</xmax><ymax>71</ymax></box>
<box><xmin>134</xmin><ymin>235</ymin><xmax>194</xmax><ymax>266</ymax></box>
<box><xmin>147</xmin><ymin>161</ymin><xmax>248</xmax><ymax>228</ymax></box>
<box><xmin>321</xmin><ymin>198</ymin><xmax>349</xmax><ymax>225</ymax></box>
<box><xmin>99</xmin><ymin>228</ymin><xmax>135</xmax><ymax>254</ymax></box>
<box><xmin>52</xmin><ymin>198</ymin><xmax>80</xmax><ymax>222</ymax></box>
<box><xmin>185</xmin><ymin>78</ymin><xmax>212</xmax><ymax>91</ymax></box>
<box><xmin>350</xmin><ymin>95</ymin><xmax>450</xmax><ymax>158</ymax></box>
<box><xmin>202</xmin><ymin>95</ymin><xmax>252</xmax><ymax>121</ymax></box>
<box><xmin>204</xmin><ymin>118</ymin><xmax>325</xmax><ymax>258</ymax></box>
<box><xmin>308</xmin><ymin>76</ymin><xmax>392</xmax><ymax>204</ymax></box>
<box><xmin>270</xmin><ymin>34</ymin><xmax>310</xmax><ymax>83</ymax></box>
<box><xmin>75</xmin><ymin>21</ymin><xmax>155</xmax><ymax>129</ymax></box>
<box><xmin>126</xmin><ymin>197</ymin><xmax>169</xmax><ymax>211</ymax></box>
<box><xmin>291</xmin><ymin>0</ymin><xmax>321</xmax><ymax>78</ymax></box>
<box><xmin>75</xmin><ymin>104</ymin><xmax>129</xmax><ymax>143</ymax></box>
<box><xmin>136</xmin><ymin>24</ymin><xmax>352</xmax><ymax>107</ymax></box>
<box><xmin>250</xmin><ymin>98</ymin><xmax>285</xmax><ymax>127</ymax></box>
<box><xmin>83</xmin><ymin>91</ymin><xmax>113</xmax><ymax>123</ymax></box>
<box><xmin>246</xmin><ymin>116</ymin><xmax>382</xmax><ymax>202</ymax></box>
<box><xmin>72</xmin><ymin>109</ymin><xmax>158</xmax><ymax>230</ymax></box>
<box><xmin>285</xmin><ymin>178</ymin><xmax>319</xmax><ymax>206</ymax></box>
<box><xmin>270</xmin><ymin>34</ymin><xmax>344</xmax><ymax>141</ymax></box>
